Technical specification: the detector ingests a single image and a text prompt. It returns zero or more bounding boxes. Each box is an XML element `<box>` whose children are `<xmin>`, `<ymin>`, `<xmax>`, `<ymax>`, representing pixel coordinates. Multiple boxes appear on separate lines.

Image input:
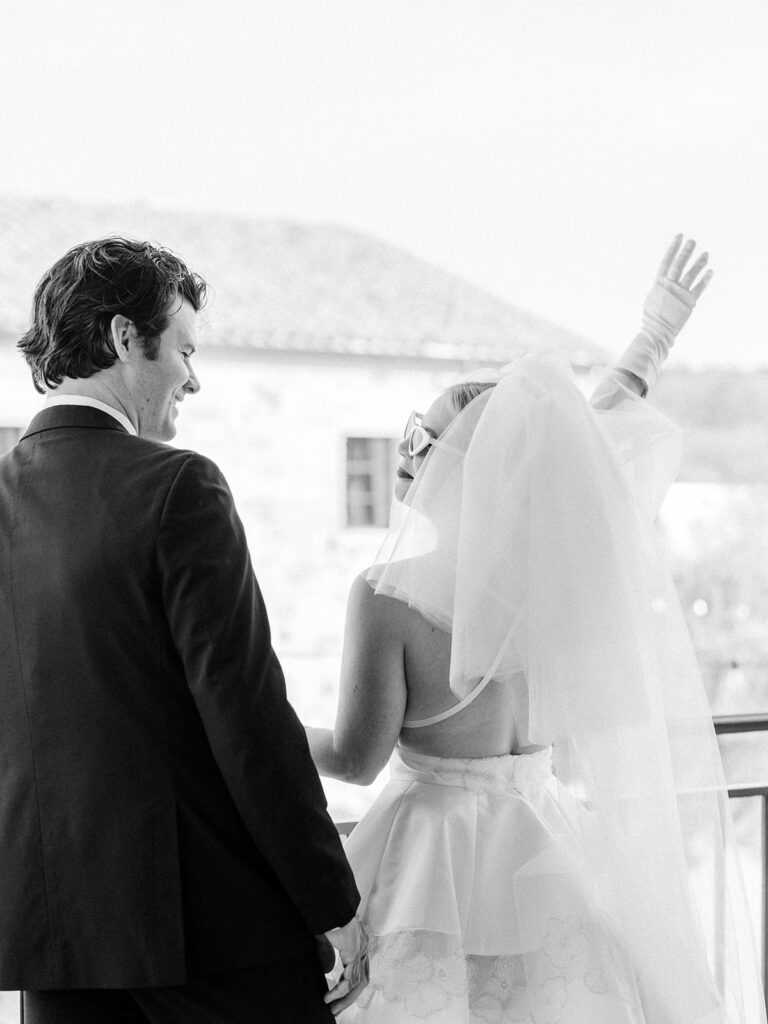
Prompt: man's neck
<box><xmin>47</xmin><ymin>379</ymin><xmax>136</xmax><ymax>428</ymax></box>
<box><xmin>46</xmin><ymin>378</ymin><xmax>138</xmax><ymax>435</ymax></box>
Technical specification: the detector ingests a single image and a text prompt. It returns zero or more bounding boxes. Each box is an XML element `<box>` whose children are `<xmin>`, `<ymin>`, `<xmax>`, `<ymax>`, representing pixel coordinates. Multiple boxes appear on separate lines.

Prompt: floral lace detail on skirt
<box><xmin>346</xmin><ymin>922</ymin><xmax>644</xmax><ymax>1023</ymax></box>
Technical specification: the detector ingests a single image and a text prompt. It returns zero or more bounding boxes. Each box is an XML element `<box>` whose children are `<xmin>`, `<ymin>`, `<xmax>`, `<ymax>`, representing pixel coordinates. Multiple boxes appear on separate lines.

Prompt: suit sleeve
<box><xmin>156</xmin><ymin>452</ymin><xmax>359</xmax><ymax>934</ymax></box>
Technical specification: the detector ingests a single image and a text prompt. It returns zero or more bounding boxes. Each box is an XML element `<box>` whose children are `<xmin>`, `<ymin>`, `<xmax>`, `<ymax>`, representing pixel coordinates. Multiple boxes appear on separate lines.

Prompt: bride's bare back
<box><xmin>325</xmin><ymin>574</ymin><xmax>542</xmax><ymax>784</ymax></box>
<box><xmin>388</xmin><ymin>590</ymin><xmax>537</xmax><ymax>758</ymax></box>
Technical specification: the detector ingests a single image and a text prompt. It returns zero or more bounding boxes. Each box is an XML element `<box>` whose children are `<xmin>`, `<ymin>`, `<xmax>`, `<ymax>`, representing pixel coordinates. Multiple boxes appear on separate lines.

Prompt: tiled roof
<box><xmin>0</xmin><ymin>195</ymin><xmax>603</xmax><ymax>364</ymax></box>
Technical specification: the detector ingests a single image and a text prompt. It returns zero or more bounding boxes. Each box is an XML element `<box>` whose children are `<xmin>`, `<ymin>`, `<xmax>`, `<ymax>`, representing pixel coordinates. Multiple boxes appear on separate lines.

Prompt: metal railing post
<box><xmin>714</xmin><ymin>714</ymin><xmax>768</xmax><ymax>1004</ymax></box>
<box><xmin>763</xmin><ymin>792</ymin><xmax>768</xmax><ymax>999</ymax></box>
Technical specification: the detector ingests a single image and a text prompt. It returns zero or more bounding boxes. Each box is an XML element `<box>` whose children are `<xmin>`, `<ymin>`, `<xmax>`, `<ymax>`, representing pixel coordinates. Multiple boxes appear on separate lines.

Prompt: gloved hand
<box><xmin>617</xmin><ymin>235</ymin><xmax>713</xmax><ymax>394</ymax></box>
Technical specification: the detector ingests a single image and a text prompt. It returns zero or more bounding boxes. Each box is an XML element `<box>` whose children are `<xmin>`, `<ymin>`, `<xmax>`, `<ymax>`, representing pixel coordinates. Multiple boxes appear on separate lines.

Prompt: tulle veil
<box><xmin>364</xmin><ymin>355</ymin><xmax>765</xmax><ymax>1024</ymax></box>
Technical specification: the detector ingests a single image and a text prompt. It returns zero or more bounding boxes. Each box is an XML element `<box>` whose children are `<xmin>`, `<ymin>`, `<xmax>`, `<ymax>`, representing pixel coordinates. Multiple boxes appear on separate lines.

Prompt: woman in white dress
<box><xmin>307</xmin><ymin>238</ymin><xmax>766</xmax><ymax>1024</ymax></box>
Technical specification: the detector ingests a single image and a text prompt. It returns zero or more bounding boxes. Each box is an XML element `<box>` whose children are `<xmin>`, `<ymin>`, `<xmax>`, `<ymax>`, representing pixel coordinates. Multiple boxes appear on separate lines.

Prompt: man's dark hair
<box><xmin>18</xmin><ymin>237</ymin><xmax>208</xmax><ymax>394</ymax></box>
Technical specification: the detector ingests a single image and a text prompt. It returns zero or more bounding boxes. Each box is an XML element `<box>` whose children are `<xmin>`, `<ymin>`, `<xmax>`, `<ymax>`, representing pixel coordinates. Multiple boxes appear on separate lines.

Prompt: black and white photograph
<box><xmin>0</xmin><ymin>1</ymin><xmax>766</xmax><ymax>1022</ymax></box>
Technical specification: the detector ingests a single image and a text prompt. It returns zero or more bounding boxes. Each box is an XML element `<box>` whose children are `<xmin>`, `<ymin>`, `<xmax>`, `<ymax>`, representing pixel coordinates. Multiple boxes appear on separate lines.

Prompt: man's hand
<box><xmin>617</xmin><ymin>234</ymin><xmax>714</xmax><ymax>394</ymax></box>
<box><xmin>318</xmin><ymin>914</ymin><xmax>369</xmax><ymax>1015</ymax></box>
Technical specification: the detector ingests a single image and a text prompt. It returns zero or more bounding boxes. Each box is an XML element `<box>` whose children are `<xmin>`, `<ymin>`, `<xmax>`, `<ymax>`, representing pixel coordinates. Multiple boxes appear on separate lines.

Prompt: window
<box><xmin>346</xmin><ymin>437</ymin><xmax>397</xmax><ymax>527</ymax></box>
<box><xmin>0</xmin><ymin>427</ymin><xmax>21</xmax><ymax>456</ymax></box>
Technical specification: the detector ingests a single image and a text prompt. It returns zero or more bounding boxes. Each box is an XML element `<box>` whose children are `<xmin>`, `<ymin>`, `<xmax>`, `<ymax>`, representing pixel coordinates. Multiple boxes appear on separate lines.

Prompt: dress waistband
<box><xmin>391</xmin><ymin>746</ymin><xmax>553</xmax><ymax>797</ymax></box>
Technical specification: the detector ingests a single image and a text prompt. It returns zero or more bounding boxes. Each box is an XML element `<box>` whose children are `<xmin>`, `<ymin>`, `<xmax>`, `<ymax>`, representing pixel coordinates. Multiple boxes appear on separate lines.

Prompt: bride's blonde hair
<box><xmin>446</xmin><ymin>380</ymin><xmax>496</xmax><ymax>416</ymax></box>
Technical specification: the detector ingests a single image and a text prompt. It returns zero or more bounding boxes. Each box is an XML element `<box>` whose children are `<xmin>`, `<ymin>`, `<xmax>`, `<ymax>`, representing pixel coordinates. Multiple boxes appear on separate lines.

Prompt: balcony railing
<box><xmin>714</xmin><ymin>713</ymin><xmax>768</xmax><ymax>1001</ymax></box>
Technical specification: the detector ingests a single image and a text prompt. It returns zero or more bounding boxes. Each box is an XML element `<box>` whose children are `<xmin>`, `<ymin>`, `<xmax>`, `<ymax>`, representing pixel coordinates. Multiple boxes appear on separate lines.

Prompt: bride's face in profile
<box><xmin>394</xmin><ymin>390</ymin><xmax>455</xmax><ymax>501</ymax></box>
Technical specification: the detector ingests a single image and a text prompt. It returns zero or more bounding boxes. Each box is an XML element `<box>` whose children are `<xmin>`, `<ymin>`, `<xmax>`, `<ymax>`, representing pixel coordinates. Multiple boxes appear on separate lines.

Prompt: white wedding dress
<box><xmin>339</xmin><ymin>358</ymin><xmax>765</xmax><ymax>1024</ymax></box>
<box><xmin>344</xmin><ymin>745</ymin><xmax>650</xmax><ymax>1024</ymax></box>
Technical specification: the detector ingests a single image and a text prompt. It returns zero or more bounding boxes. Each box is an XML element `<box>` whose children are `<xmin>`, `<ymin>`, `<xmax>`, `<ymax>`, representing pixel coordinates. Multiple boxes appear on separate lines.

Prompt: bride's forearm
<box><xmin>306</xmin><ymin>725</ymin><xmax>375</xmax><ymax>785</ymax></box>
<box><xmin>604</xmin><ymin>237</ymin><xmax>711</xmax><ymax>403</ymax></box>
<box><xmin>592</xmin><ymin>238</ymin><xmax>712</xmax><ymax>410</ymax></box>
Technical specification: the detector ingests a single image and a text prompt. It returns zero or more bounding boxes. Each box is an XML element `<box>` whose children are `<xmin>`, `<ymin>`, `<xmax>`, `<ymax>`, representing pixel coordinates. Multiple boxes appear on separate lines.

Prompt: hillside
<box><xmin>652</xmin><ymin>369</ymin><xmax>768</xmax><ymax>483</ymax></box>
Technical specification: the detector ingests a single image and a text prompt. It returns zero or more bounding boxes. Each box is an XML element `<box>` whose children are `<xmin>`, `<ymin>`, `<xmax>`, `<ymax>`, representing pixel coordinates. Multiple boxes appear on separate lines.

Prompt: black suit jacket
<box><xmin>0</xmin><ymin>405</ymin><xmax>359</xmax><ymax>989</ymax></box>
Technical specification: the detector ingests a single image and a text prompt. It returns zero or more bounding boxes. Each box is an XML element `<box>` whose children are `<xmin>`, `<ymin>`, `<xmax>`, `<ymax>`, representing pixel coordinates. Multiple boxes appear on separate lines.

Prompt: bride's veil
<box><xmin>365</xmin><ymin>355</ymin><xmax>764</xmax><ymax>1024</ymax></box>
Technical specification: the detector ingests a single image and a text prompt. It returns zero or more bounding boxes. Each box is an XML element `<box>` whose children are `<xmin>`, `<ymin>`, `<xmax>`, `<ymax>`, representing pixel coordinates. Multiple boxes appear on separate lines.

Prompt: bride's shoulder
<box><xmin>350</xmin><ymin>567</ymin><xmax>397</xmax><ymax>605</ymax></box>
<box><xmin>347</xmin><ymin>567</ymin><xmax>414</xmax><ymax>622</ymax></box>
<box><xmin>350</xmin><ymin>566</ymin><xmax>450</xmax><ymax>638</ymax></box>
<box><xmin>353</xmin><ymin>560</ymin><xmax>420</xmax><ymax>595</ymax></box>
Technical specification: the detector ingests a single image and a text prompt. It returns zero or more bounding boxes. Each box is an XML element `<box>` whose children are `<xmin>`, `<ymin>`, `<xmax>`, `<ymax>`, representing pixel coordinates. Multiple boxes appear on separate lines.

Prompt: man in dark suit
<box><xmin>0</xmin><ymin>237</ymin><xmax>367</xmax><ymax>1023</ymax></box>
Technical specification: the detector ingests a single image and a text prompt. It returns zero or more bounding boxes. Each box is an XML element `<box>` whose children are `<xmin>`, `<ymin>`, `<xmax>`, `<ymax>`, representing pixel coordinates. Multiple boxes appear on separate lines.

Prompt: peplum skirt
<box><xmin>341</xmin><ymin>746</ymin><xmax>650</xmax><ymax>1024</ymax></box>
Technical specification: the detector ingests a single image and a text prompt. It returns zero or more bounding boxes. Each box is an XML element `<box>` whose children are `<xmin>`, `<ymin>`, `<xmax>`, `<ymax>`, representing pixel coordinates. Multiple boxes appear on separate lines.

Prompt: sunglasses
<box><xmin>403</xmin><ymin>411</ymin><xmax>435</xmax><ymax>458</ymax></box>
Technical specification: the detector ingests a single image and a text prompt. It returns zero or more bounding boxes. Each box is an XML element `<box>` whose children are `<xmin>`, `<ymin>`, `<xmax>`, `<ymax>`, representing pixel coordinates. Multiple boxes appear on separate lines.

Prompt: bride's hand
<box><xmin>320</xmin><ymin>914</ymin><xmax>370</xmax><ymax>1014</ymax></box>
<box><xmin>616</xmin><ymin>235</ymin><xmax>713</xmax><ymax>394</ymax></box>
<box><xmin>655</xmin><ymin>233</ymin><xmax>713</xmax><ymax>301</ymax></box>
<box><xmin>644</xmin><ymin>235</ymin><xmax>713</xmax><ymax>336</ymax></box>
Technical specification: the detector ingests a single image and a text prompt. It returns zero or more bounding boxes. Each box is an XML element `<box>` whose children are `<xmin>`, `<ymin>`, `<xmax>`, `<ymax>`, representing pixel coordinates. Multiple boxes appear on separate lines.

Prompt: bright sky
<box><xmin>1</xmin><ymin>0</ymin><xmax>766</xmax><ymax>367</ymax></box>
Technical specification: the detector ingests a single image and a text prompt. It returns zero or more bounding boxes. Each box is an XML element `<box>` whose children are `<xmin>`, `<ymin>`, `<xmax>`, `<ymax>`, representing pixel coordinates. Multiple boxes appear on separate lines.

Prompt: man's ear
<box><xmin>110</xmin><ymin>315</ymin><xmax>139</xmax><ymax>364</ymax></box>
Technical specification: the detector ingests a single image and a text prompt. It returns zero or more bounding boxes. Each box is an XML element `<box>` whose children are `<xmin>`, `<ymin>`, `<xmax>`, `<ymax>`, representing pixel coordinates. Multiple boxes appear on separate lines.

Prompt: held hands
<box><xmin>317</xmin><ymin>914</ymin><xmax>369</xmax><ymax>1015</ymax></box>
<box><xmin>617</xmin><ymin>235</ymin><xmax>713</xmax><ymax>393</ymax></box>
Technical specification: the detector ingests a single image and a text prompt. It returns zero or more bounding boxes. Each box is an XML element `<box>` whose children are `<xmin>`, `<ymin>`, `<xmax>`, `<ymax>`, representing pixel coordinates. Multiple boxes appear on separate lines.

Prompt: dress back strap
<box><xmin>401</xmin><ymin>673</ymin><xmax>495</xmax><ymax>729</ymax></box>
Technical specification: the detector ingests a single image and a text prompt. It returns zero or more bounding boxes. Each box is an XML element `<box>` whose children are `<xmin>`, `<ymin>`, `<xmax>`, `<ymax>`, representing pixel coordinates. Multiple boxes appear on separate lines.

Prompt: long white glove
<box><xmin>617</xmin><ymin>235</ymin><xmax>713</xmax><ymax>394</ymax></box>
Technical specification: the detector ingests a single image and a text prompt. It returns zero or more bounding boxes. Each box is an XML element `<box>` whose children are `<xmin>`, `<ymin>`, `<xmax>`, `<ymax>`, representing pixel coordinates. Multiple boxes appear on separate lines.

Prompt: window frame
<box><xmin>344</xmin><ymin>435</ymin><xmax>398</xmax><ymax>529</ymax></box>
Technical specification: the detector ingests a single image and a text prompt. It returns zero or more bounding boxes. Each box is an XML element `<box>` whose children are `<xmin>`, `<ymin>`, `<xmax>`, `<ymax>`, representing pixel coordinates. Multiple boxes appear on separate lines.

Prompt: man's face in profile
<box><xmin>131</xmin><ymin>298</ymin><xmax>201</xmax><ymax>441</ymax></box>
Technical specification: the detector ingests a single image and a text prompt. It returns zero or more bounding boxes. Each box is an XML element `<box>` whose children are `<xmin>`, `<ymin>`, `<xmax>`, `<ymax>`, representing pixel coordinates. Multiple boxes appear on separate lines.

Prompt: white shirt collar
<box><xmin>44</xmin><ymin>395</ymin><xmax>137</xmax><ymax>436</ymax></box>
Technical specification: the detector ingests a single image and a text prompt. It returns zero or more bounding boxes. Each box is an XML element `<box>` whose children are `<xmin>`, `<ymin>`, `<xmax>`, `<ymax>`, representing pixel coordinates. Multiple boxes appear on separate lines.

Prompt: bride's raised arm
<box><xmin>591</xmin><ymin>234</ymin><xmax>713</xmax><ymax>405</ymax></box>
